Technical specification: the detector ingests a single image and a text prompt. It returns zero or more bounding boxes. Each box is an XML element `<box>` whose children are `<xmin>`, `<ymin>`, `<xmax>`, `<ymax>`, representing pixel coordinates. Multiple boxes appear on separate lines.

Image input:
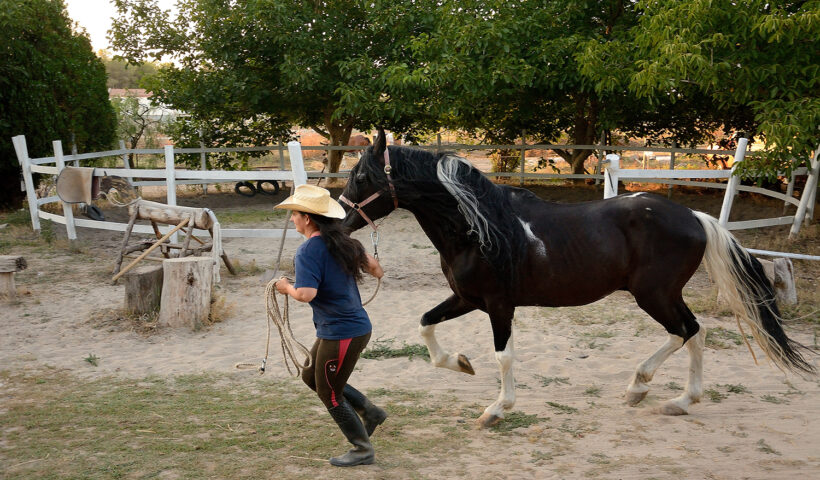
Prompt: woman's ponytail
<box><xmin>307</xmin><ymin>213</ymin><xmax>368</xmax><ymax>280</ymax></box>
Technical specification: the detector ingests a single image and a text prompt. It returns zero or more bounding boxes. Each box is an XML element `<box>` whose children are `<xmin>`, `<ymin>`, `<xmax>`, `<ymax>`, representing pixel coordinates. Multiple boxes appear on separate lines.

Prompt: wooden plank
<box><xmin>726</xmin><ymin>216</ymin><xmax>795</xmax><ymax>230</ymax></box>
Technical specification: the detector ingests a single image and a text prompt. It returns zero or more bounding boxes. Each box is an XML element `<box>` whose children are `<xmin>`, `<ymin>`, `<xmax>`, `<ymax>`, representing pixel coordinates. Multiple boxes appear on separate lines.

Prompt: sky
<box><xmin>64</xmin><ymin>0</ymin><xmax>177</xmax><ymax>53</ymax></box>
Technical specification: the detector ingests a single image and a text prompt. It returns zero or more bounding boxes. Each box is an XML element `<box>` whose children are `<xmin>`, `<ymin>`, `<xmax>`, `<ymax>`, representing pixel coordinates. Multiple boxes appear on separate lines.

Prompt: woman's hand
<box><xmin>275</xmin><ymin>276</ymin><xmax>317</xmax><ymax>303</ymax></box>
<box><xmin>366</xmin><ymin>254</ymin><xmax>384</xmax><ymax>279</ymax></box>
<box><xmin>275</xmin><ymin>277</ymin><xmax>291</xmax><ymax>295</ymax></box>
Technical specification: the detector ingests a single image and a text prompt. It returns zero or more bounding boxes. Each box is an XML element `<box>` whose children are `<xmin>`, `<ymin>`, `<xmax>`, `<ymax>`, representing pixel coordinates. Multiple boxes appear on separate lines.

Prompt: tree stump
<box><xmin>159</xmin><ymin>257</ymin><xmax>212</xmax><ymax>330</ymax></box>
<box><xmin>0</xmin><ymin>255</ymin><xmax>27</xmax><ymax>299</ymax></box>
<box><xmin>123</xmin><ymin>265</ymin><xmax>163</xmax><ymax>315</ymax></box>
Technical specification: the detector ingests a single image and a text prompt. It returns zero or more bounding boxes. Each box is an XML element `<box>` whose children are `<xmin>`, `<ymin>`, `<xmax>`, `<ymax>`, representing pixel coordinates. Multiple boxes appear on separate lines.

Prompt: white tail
<box><xmin>692</xmin><ymin>211</ymin><xmax>814</xmax><ymax>374</ymax></box>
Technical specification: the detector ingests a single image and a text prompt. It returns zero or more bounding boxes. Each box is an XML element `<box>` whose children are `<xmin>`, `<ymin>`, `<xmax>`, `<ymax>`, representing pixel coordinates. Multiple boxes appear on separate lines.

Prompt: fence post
<box><xmin>668</xmin><ymin>140</ymin><xmax>677</xmax><ymax>198</ymax></box>
<box><xmin>70</xmin><ymin>137</ymin><xmax>80</xmax><ymax>167</ymax></box>
<box><xmin>603</xmin><ymin>154</ymin><xmax>620</xmax><ymax>199</ymax></box>
<box><xmin>199</xmin><ymin>134</ymin><xmax>207</xmax><ymax>195</ymax></box>
<box><xmin>287</xmin><ymin>141</ymin><xmax>308</xmax><ymax>187</ymax></box>
<box><xmin>164</xmin><ymin>145</ymin><xmax>178</xmax><ymax>243</ymax></box>
<box><xmin>718</xmin><ymin>137</ymin><xmax>748</xmax><ymax>227</ymax></box>
<box><xmin>278</xmin><ymin>140</ymin><xmax>286</xmax><ymax>170</ymax></box>
<box><xmin>12</xmin><ymin>135</ymin><xmax>41</xmax><ymax>233</ymax></box>
<box><xmin>119</xmin><ymin>140</ymin><xmax>134</xmax><ymax>185</ymax></box>
<box><xmin>594</xmin><ymin>131</ymin><xmax>605</xmax><ymax>186</ymax></box>
<box><xmin>790</xmin><ymin>145</ymin><xmax>820</xmax><ymax>237</ymax></box>
<box><xmin>519</xmin><ymin>130</ymin><xmax>526</xmax><ymax>187</ymax></box>
<box><xmin>436</xmin><ymin>133</ymin><xmax>441</xmax><ymax>155</ymax></box>
<box><xmin>53</xmin><ymin>141</ymin><xmax>77</xmax><ymax>242</ymax></box>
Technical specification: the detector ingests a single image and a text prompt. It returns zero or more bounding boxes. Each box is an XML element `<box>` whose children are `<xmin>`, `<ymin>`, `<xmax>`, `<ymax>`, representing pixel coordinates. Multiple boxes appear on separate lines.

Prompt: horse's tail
<box><xmin>692</xmin><ymin>211</ymin><xmax>815</xmax><ymax>375</ymax></box>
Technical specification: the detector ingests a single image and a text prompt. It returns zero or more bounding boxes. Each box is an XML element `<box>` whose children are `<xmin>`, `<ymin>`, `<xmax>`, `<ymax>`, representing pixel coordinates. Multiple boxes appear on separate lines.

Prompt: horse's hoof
<box><xmin>626</xmin><ymin>390</ymin><xmax>648</xmax><ymax>406</ymax></box>
<box><xmin>659</xmin><ymin>402</ymin><xmax>688</xmax><ymax>416</ymax></box>
<box><xmin>457</xmin><ymin>354</ymin><xmax>475</xmax><ymax>375</ymax></box>
<box><xmin>477</xmin><ymin>413</ymin><xmax>502</xmax><ymax>428</ymax></box>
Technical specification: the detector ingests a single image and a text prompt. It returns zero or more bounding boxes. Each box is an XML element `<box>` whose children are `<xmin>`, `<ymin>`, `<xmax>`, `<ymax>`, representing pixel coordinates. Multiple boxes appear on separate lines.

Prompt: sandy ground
<box><xmin>2</xmin><ymin>185</ymin><xmax>819</xmax><ymax>479</ymax></box>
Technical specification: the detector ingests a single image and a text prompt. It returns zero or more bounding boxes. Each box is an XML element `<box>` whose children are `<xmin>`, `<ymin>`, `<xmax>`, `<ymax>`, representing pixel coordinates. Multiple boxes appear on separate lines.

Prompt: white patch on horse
<box><xmin>626</xmin><ymin>192</ymin><xmax>646</xmax><ymax>198</ymax></box>
<box><xmin>645</xmin><ymin>207</ymin><xmax>652</xmax><ymax>211</ymax></box>
<box><xmin>518</xmin><ymin>218</ymin><xmax>546</xmax><ymax>257</ymax></box>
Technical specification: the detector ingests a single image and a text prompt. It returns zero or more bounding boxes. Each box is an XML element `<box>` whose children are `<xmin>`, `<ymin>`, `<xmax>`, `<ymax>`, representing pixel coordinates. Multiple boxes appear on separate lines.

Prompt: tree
<box><xmin>390</xmin><ymin>0</ymin><xmax>759</xmax><ymax>174</ymax></box>
<box><xmin>111</xmin><ymin>93</ymin><xmax>166</xmax><ymax>167</ymax></box>
<box><xmin>99</xmin><ymin>50</ymin><xmax>159</xmax><ymax>89</ymax></box>
<box><xmin>628</xmin><ymin>0</ymin><xmax>820</xmax><ymax>178</ymax></box>
<box><xmin>111</xmin><ymin>0</ymin><xmax>439</xmax><ymax>172</ymax></box>
<box><xmin>0</xmin><ymin>0</ymin><xmax>116</xmax><ymax>208</ymax></box>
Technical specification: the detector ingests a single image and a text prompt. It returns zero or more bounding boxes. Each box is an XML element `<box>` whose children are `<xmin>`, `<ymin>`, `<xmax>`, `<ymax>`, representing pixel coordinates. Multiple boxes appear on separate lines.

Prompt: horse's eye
<box><xmin>356</xmin><ymin>173</ymin><xmax>366</xmax><ymax>182</ymax></box>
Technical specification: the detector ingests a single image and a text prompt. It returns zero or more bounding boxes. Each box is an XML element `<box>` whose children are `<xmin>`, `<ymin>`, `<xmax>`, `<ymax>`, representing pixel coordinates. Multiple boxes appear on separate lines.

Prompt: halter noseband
<box><xmin>339</xmin><ymin>148</ymin><xmax>398</xmax><ymax>232</ymax></box>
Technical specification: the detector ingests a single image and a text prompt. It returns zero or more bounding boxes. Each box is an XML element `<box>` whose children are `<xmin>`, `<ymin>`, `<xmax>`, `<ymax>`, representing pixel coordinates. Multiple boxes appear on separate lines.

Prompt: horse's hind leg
<box><xmin>660</xmin><ymin>318</ymin><xmax>704</xmax><ymax>415</ymax></box>
<box><xmin>419</xmin><ymin>295</ymin><xmax>478</xmax><ymax>375</ymax></box>
<box><xmin>628</xmin><ymin>293</ymin><xmax>704</xmax><ymax>415</ymax></box>
<box><xmin>626</xmin><ymin>334</ymin><xmax>684</xmax><ymax>406</ymax></box>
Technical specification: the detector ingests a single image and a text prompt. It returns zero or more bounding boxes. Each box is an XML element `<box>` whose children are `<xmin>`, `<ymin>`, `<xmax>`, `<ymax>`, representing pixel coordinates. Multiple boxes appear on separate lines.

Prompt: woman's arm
<box><xmin>365</xmin><ymin>254</ymin><xmax>384</xmax><ymax>279</ymax></box>
<box><xmin>275</xmin><ymin>277</ymin><xmax>317</xmax><ymax>303</ymax></box>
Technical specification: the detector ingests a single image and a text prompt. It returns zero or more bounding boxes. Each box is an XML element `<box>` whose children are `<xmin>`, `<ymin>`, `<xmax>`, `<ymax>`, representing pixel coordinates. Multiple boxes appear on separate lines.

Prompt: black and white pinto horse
<box><xmin>340</xmin><ymin>132</ymin><xmax>815</xmax><ymax>427</ymax></box>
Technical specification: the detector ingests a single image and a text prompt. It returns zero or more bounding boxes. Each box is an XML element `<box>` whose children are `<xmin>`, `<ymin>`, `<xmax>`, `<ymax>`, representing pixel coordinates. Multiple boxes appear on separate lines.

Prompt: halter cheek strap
<box><xmin>339</xmin><ymin>148</ymin><xmax>399</xmax><ymax>232</ymax></box>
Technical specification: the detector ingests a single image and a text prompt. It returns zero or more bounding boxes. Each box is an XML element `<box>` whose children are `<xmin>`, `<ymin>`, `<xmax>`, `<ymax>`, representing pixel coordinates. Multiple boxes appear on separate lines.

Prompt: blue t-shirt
<box><xmin>294</xmin><ymin>236</ymin><xmax>372</xmax><ymax>340</ymax></box>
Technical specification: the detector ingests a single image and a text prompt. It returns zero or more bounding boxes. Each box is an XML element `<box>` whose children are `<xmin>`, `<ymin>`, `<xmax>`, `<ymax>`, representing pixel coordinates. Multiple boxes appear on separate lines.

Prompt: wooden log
<box><xmin>129</xmin><ymin>200</ymin><xmax>214</xmax><ymax>230</ymax></box>
<box><xmin>0</xmin><ymin>272</ymin><xmax>15</xmax><ymax>298</ymax></box>
<box><xmin>123</xmin><ymin>265</ymin><xmax>163</xmax><ymax>315</ymax></box>
<box><xmin>0</xmin><ymin>255</ymin><xmax>28</xmax><ymax>273</ymax></box>
<box><xmin>159</xmin><ymin>257</ymin><xmax>212</xmax><ymax>330</ymax></box>
<box><xmin>0</xmin><ymin>256</ymin><xmax>26</xmax><ymax>299</ymax></box>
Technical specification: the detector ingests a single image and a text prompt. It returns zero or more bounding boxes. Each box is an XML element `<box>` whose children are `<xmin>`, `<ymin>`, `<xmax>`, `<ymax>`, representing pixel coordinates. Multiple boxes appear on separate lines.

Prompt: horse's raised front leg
<box><xmin>477</xmin><ymin>305</ymin><xmax>515</xmax><ymax>428</ymax></box>
<box><xmin>419</xmin><ymin>295</ymin><xmax>477</xmax><ymax>375</ymax></box>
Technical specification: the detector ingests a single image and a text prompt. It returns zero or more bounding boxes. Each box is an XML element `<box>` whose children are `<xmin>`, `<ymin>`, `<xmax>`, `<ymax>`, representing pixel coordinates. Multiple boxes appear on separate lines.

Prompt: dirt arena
<box><xmin>2</xmin><ymin>182</ymin><xmax>818</xmax><ymax>479</ymax></box>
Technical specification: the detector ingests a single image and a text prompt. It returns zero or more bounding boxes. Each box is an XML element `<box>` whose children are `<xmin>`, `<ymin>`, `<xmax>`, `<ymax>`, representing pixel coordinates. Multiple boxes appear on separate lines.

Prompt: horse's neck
<box><xmin>407</xmin><ymin>205</ymin><xmax>474</xmax><ymax>259</ymax></box>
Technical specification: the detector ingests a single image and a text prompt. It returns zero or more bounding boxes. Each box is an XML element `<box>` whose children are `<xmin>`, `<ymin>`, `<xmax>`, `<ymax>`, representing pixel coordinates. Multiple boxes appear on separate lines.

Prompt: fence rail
<box><xmin>11</xmin><ymin>135</ymin><xmax>820</xmax><ymax>261</ymax></box>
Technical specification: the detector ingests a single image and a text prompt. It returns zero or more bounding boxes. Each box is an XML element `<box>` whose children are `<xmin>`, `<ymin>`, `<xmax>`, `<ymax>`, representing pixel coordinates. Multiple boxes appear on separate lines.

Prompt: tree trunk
<box><xmin>553</xmin><ymin>95</ymin><xmax>600</xmax><ymax>177</ymax></box>
<box><xmin>323</xmin><ymin>109</ymin><xmax>355</xmax><ymax>174</ymax></box>
<box><xmin>123</xmin><ymin>265</ymin><xmax>163</xmax><ymax>315</ymax></box>
<box><xmin>159</xmin><ymin>257</ymin><xmax>212</xmax><ymax>330</ymax></box>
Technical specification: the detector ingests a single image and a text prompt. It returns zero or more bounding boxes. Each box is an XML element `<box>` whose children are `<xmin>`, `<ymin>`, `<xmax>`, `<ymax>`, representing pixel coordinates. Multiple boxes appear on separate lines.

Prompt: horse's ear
<box><xmin>373</xmin><ymin>127</ymin><xmax>387</xmax><ymax>163</ymax></box>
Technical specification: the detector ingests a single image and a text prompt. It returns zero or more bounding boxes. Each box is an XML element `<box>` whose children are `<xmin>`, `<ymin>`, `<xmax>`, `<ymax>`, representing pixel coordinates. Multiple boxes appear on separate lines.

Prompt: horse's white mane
<box><xmin>436</xmin><ymin>155</ymin><xmax>493</xmax><ymax>251</ymax></box>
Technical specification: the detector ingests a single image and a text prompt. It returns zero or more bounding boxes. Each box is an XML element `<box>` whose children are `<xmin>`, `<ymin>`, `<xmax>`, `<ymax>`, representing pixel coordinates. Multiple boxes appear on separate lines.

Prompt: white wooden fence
<box><xmin>11</xmin><ymin>135</ymin><xmax>819</xmax><ymax>260</ymax></box>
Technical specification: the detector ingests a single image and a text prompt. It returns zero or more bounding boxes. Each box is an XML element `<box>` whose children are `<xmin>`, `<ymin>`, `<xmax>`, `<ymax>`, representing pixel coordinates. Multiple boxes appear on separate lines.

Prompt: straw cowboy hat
<box><xmin>274</xmin><ymin>184</ymin><xmax>346</xmax><ymax>219</ymax></box>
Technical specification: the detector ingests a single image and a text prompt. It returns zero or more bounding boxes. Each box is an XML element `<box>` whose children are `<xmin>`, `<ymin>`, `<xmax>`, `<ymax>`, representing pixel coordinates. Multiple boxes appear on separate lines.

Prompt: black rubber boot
<box><xmin>327</xmin><ymin>402</ymin><xmax>375</xmax><ymax>467</ymax></box>
<box><xmin>343</xmin><ymin>385</ymin><xmax>388</xmax><ymax>436</ymax></box>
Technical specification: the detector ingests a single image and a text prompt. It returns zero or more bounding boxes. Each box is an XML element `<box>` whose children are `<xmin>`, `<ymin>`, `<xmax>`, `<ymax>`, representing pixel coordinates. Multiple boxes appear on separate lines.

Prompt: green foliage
<box><xmin>629</xmin><ymin>0</ymin><xmax>820</xmax><ymax>176</ymax></box>
<box><xmin>0</xmin><ymin>0</ymin><xmax>116</xmax><ymax>208</ymax></box>
<box><xmin>111</xmin><ymin>0</ymin><xmax>440</xmax><ymax>172</ymax></box>
<box><xmin>99</xmin><ymin>51</ymin><xmax>159</xmax><ymax>89</ymax></box>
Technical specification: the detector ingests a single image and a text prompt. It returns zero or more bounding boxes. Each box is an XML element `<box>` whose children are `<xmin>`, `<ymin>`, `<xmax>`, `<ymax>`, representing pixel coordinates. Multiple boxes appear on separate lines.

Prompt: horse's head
<box><xmin>340</xmin><ymin>127</ymin><xmax>398</xmax><ymax>233</ymax></box>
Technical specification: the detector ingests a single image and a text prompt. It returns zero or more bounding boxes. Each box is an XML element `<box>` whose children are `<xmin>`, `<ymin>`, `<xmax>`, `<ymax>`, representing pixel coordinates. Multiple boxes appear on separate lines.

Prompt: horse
<box><xmin>339</xmin><ymin>130</ymin><xmax>815</xmax><ymax>427</ymax></box>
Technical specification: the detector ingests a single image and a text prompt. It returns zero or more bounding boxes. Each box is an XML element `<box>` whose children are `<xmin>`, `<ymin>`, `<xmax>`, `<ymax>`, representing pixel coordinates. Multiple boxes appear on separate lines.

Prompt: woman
<box><xmin>274</xmin><ymin>184</ymin><xmax>386</xmax><ymax>467</ymax></box>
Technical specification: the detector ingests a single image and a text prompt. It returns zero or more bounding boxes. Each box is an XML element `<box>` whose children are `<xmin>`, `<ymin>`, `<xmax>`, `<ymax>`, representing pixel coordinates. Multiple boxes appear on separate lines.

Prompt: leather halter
<box><xmin>339</xmin><ymin>148</ymin><xmax>398</xmax><ymax>232</ymax></box>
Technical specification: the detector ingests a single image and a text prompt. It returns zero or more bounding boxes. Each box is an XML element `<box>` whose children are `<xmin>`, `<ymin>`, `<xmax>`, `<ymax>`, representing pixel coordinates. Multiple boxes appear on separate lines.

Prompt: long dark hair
<box><xmin>305</xmin><ymin>212</ymin><xmax>368</xmax><ymax>281</ymax></box>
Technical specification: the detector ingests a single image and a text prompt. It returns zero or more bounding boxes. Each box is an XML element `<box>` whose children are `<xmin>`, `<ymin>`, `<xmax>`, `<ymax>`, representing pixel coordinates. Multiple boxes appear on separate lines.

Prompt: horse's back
<box><xmin>505</xmin><ymin>190</ymin><xmax>707</xmax><ymax>306</ymax></box>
